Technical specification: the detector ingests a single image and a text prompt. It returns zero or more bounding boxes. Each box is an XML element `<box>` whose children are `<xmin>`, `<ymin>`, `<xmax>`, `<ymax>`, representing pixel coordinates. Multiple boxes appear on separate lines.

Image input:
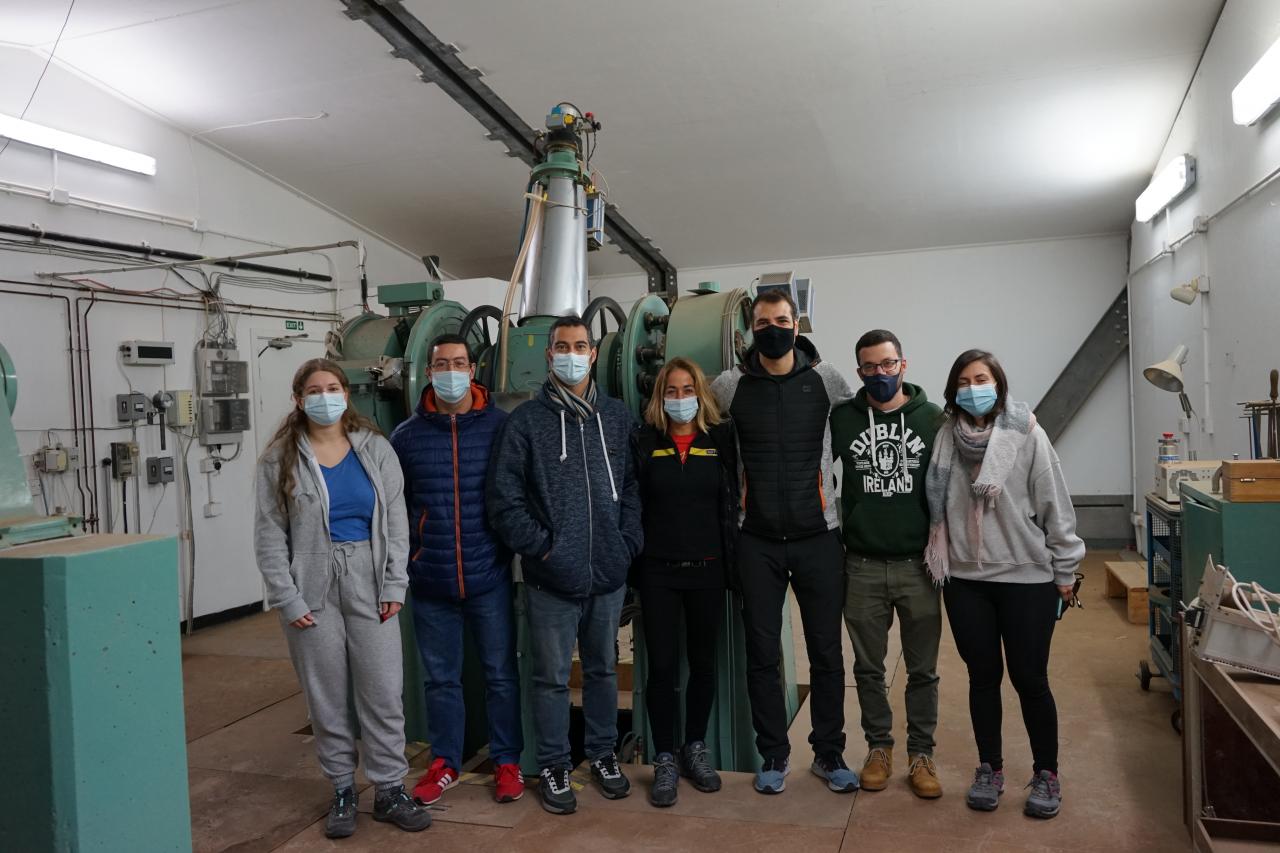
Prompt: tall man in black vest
<box><xmin>711</xmin><ymin>289</ymin><xmax>856</xmax><ymax>796</ymax></box>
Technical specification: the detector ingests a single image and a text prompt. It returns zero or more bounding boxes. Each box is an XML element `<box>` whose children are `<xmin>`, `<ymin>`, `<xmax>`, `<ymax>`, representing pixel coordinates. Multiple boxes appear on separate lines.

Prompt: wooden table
<box><xmin>1183</xmin><ymin>626</ymin><xmax>1280</xmax><ymax>850</ymax></box>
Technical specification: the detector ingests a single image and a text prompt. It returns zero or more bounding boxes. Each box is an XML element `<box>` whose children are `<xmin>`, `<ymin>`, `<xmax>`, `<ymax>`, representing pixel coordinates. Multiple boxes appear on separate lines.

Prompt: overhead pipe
<box><xmin>0</xmin><ymin>223</ymin><xmax>334</xmax><ymax>282</ymax></box>
<box><xmin>41</xmin><ymin>239</ymin><xmax>358</xmax><ymax>283</ymax></box>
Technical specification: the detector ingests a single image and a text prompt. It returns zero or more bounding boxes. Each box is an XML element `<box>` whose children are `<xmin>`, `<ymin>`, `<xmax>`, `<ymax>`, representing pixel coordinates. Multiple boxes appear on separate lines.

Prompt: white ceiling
<box><xmin>1</xmin><ymin>0</ymin><xmax>1220</xmax><ymax>279</ymax></box>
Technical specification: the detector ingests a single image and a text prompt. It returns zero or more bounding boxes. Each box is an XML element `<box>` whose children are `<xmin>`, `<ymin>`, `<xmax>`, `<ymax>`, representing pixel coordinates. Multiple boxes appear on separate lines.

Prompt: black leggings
<box><xmin>943</xmin><ymin>577</ymin><xmax>1059</xmax><ymax>775</ymax></box>
<box><xmin>639</xmin><ymin>584</ymin><xmax>725</xmax><ymax>755</ymax></box>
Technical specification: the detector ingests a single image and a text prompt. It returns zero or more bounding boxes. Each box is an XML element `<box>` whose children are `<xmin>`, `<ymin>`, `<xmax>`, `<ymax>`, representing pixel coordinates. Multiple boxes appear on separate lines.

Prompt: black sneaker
<box><xmin>325</xmin><ymin>786</ymin><xmax>358</xmax><ymax>839</ymax></box>
<box><xmin>539</xmin><ymin>765</ymin><xmax>577</xmax><ymax>815</ymax></box>
<box><xmin>372</xmin><ymin>785</ymin><xmax>432</xmax><ymax>832</ymax></box>
<box><xmin>590</xmin><ymin>753</ymin><xmax>632</xmax><ymax>800</ymax></box>
<box><xmin>650</xmin><ymin>753</ymin><xmax>679</xmax><ymax>807</ymax></box>
<box><xmin>679</xmin><ymin>741</ymin><xmax>722</xmax><ymax>793</ymax></box>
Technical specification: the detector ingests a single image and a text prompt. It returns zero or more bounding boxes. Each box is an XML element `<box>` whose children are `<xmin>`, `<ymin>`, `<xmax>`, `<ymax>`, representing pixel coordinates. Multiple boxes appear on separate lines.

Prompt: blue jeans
<box><xmin>410</xmin><ymin>581</ymin><xmax>523</xmax><ymax>768</ymax></box>
<box><xmin>525</xmin><ymin>583</ymin><xmax>627</xmax><ymax>769</ymax></box>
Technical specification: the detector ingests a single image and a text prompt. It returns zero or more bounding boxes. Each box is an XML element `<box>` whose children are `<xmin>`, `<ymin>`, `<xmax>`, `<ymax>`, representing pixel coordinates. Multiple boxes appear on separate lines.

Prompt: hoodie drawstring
<box><xmin>596</xmin><ymin>414</ymin><xmax>619</xmax><ymax>502</ymax></box>
<box><xmin>559</xmin><ymin>410</ymin><xmax>567</xmax><ymax>462</ymax></box>
<box><xmin>868</xmin><ymin>405</ymin><xmax>909</xmax><ymax>481</ymax></box>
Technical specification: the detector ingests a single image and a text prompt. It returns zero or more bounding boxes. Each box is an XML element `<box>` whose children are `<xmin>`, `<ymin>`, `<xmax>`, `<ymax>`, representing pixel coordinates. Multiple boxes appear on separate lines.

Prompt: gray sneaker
<box><xmin>538</xmin><ymin>765</ymin><xmax>577</xmax><ymax>815</ymax></box>
<box><xmin>679</xmin><ymin>741</ymin><xmax>722</xmax><ymax>793</ymax></box>
<box><xmin>811</xmin><ymin>753</ymin><xmax>860</xmax><ymax>793</ymax></box>
<box><xmin>650</xmin><ymin>753</ymin><xmax>679</xmax><ymax>807</ymax></box>
<box><xmin>324</xmin><ymin>786</ymin><xmax>358</xmax><ymax>839</ymax></box>
<box><xmin>966</xmin><ymin>763</ymin><xmax>1005</xmax><ymax>811</ymax></box>
<box><xmin>372</xmin><ymin>785</ymin><xmax>431</xmax><ymax>832</ymax></box>
<box><xmin>1024</xmin><ymin>769</ymin><xmax>1061</xmax><ymax>819</ymax></box>
<box><xmin>590</xmin><ymin>753</ymin><xmax>632</xmax><ymax>800</ymax></box>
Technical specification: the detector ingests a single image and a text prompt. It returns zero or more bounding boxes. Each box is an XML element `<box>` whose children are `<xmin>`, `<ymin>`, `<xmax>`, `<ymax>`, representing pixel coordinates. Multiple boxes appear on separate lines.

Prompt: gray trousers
<box><xmin>283</xmin><ymin>540</ymin><xmax>408</xmax><ymax>790</ymax></box>
<box><xmin>843</xmin><ymin>554</ymin><xmax>941</xmax><ymax>756</ymax></box>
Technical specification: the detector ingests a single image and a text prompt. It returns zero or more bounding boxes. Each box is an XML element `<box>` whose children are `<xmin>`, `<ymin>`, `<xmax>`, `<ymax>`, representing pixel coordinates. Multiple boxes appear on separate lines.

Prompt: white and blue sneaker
<box><xmin>811</xmin><ymin>753</ymin><xmax>860</xmax><ymax>793</ymax></box>
<box><xmin>754</xmin><ymin>756</ymin><xmax>790</xmax><ymax>794</ymax></box>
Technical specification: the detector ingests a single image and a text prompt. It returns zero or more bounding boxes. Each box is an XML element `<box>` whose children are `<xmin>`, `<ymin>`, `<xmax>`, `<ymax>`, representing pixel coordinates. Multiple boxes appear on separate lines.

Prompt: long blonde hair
<box><xmin>263</xmin><ymin>357</ymin><xmax>381</xmax><ymax>515</ymax></box>
<box><xmin>644</xmin><ymin>357</ymin><xmax>722</xmax><ymax>433</ymax></box>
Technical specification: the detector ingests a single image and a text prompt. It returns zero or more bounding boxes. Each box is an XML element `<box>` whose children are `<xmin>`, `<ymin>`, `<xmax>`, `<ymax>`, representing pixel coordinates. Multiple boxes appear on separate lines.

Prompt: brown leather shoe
<box><xmin>860</xmin><ymin>748</ymin><xmax>892</xmax><ymax>791</ymax></box>
<box><xmin>908</xmin><ymin>753</ymin><xmax>943</xmax><ymax>799</ymax></box>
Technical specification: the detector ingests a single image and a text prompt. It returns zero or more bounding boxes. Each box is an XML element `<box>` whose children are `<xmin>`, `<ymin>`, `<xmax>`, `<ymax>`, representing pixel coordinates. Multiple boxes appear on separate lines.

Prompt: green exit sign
<box><xmin>284</xmin><ymin>320</ymin><xmax>304</xmax><ymax>331</ymax></box>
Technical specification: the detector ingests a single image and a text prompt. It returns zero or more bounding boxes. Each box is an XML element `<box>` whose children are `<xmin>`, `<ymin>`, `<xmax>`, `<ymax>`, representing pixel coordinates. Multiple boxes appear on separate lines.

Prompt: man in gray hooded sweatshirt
<box><xmin>487</xmin><ymin>315</ymin><xmax>644</xmax><ymax>816</ymax></box>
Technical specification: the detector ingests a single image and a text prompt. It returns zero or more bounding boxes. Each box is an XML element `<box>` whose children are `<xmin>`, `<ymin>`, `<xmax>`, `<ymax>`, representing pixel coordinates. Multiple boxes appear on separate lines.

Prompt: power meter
<box><xmin>121</xmin><ymin>340</ymin><xmax>176</xmax><ymax>366</ymax></box>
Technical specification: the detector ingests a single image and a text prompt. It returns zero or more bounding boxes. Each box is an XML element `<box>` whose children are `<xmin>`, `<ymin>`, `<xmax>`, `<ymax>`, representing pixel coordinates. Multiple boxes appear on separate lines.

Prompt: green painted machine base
<box><xmin>2</xmin><ymin>534</ymin><xmax>190</xmax><ymax>853</ymax></box>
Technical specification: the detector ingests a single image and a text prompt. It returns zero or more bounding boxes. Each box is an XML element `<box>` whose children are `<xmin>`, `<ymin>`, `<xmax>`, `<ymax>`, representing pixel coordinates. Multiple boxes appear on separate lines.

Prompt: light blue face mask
<box><xmin>432</xmin><ymin>370</ymin><xmax>471</xmax><ymax>404</ymax></box>
<box><xmin>552</xmin><ymin>352</ymin><xmax>591</xmax><ymax>385</ymax></box>
<box><xmin>303</xmin><ymin>392</ymin><xmax>347</xmax><ymax>426</ymax></box>
<box><xmin>663</xmin><ymin>396</ymin><xmax>699</xmax><ymax>424</ymax></box>
<box><xmin>956</xmin><ymin>383</ymin><xmax>998</xmax><ymax>417</ymax></box>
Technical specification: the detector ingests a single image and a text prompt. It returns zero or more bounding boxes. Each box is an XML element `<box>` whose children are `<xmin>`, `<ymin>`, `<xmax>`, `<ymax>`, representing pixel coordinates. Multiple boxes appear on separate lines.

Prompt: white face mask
<box><xmin>302</xmin><ymin>392</ymin><xmax>347</xmax><ymax>425</ymax></box>
<box><xmin>663</xmin><ymin>396</ymin><xmax>699</xmax><ymax>424</ymax></box>
<box><xmin>552</xmin><ymin>352</ymin><xmax>591</xmax><ymax>385</ymax></box>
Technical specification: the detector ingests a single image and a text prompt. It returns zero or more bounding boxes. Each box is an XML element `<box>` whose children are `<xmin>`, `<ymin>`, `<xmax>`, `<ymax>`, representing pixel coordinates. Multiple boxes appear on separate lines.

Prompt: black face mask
<box><xmin>862</xmin><ymin>372</ymin><xmax>902</xmax><ymax>404</ymax></box>
<box><xmin>753</xmin><ymin>324</ymin><xmax>795</xmax><ymax>360</ymax></box>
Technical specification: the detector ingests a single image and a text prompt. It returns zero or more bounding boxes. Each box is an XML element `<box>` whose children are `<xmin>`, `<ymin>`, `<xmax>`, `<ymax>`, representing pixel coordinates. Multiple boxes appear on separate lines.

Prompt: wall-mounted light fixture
<box><xmin>0</xmin><ymin>113</ymin><xmax>156</xmax><ymax>176</ymax></box>
<box><xmin>1233</xmin><ymin>35</ymin><xmax>1280</xmax><ymax>126</ymax></box>
<box><xmin>1170</xmin><ymin>275</ymin><xmax>1209</xmax><ymax>305</ymax></box>
<box><xmin>1135</xmin><ymin>154</ymin><xmax>1196</xmax><ymax>223</ymax></box>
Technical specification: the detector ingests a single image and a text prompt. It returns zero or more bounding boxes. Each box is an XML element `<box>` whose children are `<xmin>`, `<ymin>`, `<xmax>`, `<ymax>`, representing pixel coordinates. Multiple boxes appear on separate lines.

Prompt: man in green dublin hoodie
<box><xmin>831</xmin><ymin>329</ymin><xmax>944</xmax><ymax>800</ymax></box>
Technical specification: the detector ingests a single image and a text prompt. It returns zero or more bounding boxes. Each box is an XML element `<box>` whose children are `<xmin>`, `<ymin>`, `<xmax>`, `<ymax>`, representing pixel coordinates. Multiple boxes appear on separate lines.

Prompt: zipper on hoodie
<box><xmin>451</xmin><ymin>415</ymin><xmax>466</xmax><ymax>599</ymax></box>
<box><xmin>775</xmin><ymin>380</ymin><xmax>789</xmax><ymax>541</ymax></box>
<box><xmin>580</xmin><ymin>421</ymin><xmax>593</xmax><ymax>597</ymax></box>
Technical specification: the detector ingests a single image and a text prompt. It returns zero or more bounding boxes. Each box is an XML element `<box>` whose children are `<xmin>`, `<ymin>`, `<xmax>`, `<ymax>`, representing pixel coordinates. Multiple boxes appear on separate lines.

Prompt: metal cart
<box><xmin>1141</xmin><ymin>493</ymin><xmax>1183</xmax><ymax>712</ymax></box>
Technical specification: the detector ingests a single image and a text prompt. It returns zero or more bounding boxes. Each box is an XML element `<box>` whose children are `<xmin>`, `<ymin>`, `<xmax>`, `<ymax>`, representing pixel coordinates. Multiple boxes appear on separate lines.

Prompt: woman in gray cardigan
<box><xmin>924</xmin><ymin>350</ymin><xmax>1084</xmax><ymax>821</ymax></box>
<box><xmin>254</xmin><ymin>357</ymin><xmax>429</xmax><ymax>839</ymax></box>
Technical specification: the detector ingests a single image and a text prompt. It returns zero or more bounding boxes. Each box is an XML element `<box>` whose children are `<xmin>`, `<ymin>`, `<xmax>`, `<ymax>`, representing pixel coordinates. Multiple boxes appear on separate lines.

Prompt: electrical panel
<box><xmin>120</xmin><ymin>340</ymin><xmax>176</xmax><ymax>366</ymax></box>
<box><xmin>167</xmin><ymin>389</ymin><xmax>195</xmax><ymax>427</ymax></box>
<box><xmin>116</xmin><ymin>392</ymin><xmax>153</xmax><ymax>422</ymax></box>
<box><xmin>199</xmin><ymin>398</ymin><xmax>251</xmax><ymax>446</ymax></box>
<box><xmin>110</xmin><ymin>441</ymin><xmax>139</xmax><ymax>479</ymax></box>
<box><xmin>146</xmin><ymin>456</ymin><xmax>175</xmax><ymax>485</ymax></box>
<box><xmin>34</xmin><ymin>444</ymin><xmax>79</xmax><ymax>473</ymax></box>
<box><xmin>197</xmin><ymin>347</ymin><xmax>250</xmax><ymax>397</ymax></box>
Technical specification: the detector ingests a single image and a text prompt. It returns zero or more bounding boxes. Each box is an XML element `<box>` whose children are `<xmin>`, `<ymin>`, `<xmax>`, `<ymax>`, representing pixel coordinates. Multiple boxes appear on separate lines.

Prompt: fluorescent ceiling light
<box><xmin>0</xmin><ymin>113</ymin><xmax>156</xmax><ymax>176</ymax></box>
<box><xmin>1233</xmin><ymin>36</ymin><xmax>1280</xmax><ymax>126</ymax></box>
<box><xmin>1135</xmin><ymin>154</ymin><xmax>1195</xmax><ymax>223</ymax></box>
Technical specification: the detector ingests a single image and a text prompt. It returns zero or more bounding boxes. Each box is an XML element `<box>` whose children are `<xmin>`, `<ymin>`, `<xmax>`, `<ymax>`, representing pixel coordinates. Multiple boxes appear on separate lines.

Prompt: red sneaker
<box><xmin>412</xmin><ymin>757</ymin><xmax>458</xmax><ymax>805</ymax></box>
<box><xmin>494</xmin><ymin>762</ymin><xmax>525</xmax><ymax>803</ymax></box>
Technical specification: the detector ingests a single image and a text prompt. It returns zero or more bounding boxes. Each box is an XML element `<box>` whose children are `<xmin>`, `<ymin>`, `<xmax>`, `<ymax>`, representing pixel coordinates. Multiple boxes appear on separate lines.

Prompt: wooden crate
<box><xmin>1105</xmin><ymin>560</ymin><xmax>1149</xmax><ymax>625</ymax></box>
<box><xmin>1220</xmin><ymin>459</ymin><xmax>1280</xmax><ymax>503</ymax></box>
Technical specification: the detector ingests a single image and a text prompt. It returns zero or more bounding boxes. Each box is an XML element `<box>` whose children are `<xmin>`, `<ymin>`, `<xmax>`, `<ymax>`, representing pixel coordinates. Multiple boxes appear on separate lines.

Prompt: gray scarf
<box><xmin>924</xmin><ymin>400</ymin><xmax>1035</xmax><ymax>583</ymax></box>
<box><xmin>546</xmin><ymin>375</ymin><xmax>598</xmax><ymax>422</ymax></box>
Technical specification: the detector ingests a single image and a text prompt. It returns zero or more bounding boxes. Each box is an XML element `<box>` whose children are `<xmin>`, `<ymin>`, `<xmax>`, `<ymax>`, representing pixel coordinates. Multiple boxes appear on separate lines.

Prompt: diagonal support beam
<box><xmin>339</xmin><ymin>0</ymin><xmax>678</xmax><ymax>298</ymax></box>
<box><xmin>1034</xmin><ymin>287</ymin><xmax>1129</xmax><ymax>443</ymax></box>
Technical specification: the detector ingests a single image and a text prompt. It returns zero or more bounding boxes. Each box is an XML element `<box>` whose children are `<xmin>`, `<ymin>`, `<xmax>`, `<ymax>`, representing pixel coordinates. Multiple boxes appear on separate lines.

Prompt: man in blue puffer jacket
<box><xmin>389</xmin><ymin>334</ymin><xmax>524</xmax><ymax>808</ymax></box>
<box><xmin>487</xmin><ymin>315</ymin><xmax>644</xmax><ymax>816</ymax></box>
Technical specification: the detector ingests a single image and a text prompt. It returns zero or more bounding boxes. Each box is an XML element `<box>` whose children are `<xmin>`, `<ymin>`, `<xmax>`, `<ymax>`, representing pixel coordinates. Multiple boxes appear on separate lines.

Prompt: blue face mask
<box><xmin>861</xmin><ymin>373</ymin><xmax>901</xmax><ymax>404</ymax></box>
<box><xmin>552</xmin><ymin>352</ymin><xmax>591</xmax><ymax>385</ymax></box>
<box><xmin>663</xmin><ymin>396</ymin><xmax>699</xmax><ymax>424</ymax></box>
<box><xmin>303</xmin><ymin>392</ymin><xmax>347</xmax><ymax>426</ymax></box>
<box><xmin>432</xmin><ymin>370</ymin><xmax>471</xmax><ymax>404</ymax></box>
<box><xmin>956</xmin><ymin>383</ymin><xmax>998</xmax><ymax>417</ymax></box>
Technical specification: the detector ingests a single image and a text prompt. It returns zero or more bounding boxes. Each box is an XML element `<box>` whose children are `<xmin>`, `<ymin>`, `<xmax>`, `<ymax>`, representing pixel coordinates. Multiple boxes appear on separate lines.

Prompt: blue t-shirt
<box><xmin>320</xmin><ymin>448</ymin><xmax>375</xmax><ymax>542</ymax></box>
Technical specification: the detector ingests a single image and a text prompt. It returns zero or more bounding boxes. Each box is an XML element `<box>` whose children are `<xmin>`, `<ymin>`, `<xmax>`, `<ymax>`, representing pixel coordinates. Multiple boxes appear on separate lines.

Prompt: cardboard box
<box><xmin>1220</xmin><ymin>459</ymin><xmax>1280</xmax><ymax>502</ymax></box>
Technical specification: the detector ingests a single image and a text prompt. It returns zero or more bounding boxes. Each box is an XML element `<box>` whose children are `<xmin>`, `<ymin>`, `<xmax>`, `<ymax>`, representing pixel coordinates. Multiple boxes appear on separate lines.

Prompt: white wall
<box><xmin>591</xmin><ymin>234</ymin><xmax>1133</xmax><ymax>497</ymax></box>
<box><xmin>0</xmin><ymin>47</ymin><xmax>428</xmax><ymax>619</ymax></box>
<box><xmin>1129</xmin><ymin>0</ymin><xmax>1280</xmax><ymax>516</ymax></box>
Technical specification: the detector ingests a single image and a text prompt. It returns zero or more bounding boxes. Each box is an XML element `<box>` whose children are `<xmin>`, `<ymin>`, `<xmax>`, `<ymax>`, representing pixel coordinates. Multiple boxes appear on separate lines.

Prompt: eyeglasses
<box><xmin>430</xmin><ymin>358</ymin><xmax>471</xmax><ymax>371</ymax></box>
<box><xmin>859</xmin><ymin>358</ymin><xmax>902</xmax><ymax>375</ymax></box>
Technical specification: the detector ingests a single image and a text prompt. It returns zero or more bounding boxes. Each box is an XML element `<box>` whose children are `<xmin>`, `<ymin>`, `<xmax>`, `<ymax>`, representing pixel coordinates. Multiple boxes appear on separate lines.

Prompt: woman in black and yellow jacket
<box><xmin>635</xmin><ymin>356</ymin><xmax>740</xmax><ymax>808</ymax></box>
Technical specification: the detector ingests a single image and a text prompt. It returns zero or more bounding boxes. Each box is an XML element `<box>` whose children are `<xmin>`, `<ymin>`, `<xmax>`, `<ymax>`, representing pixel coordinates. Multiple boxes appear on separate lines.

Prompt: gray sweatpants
<box><xmin>283</xmin><ymin>540</ymin><xmax>408</xmax><ymax>790</ymax></box>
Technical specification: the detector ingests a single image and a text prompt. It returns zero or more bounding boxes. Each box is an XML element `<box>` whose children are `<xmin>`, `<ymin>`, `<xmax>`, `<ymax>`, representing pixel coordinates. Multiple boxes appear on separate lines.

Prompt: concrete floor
<box><xmin>182</xmin><ymin>551</ymin><xmax>1190</xmax><ymax>852</ymax></box>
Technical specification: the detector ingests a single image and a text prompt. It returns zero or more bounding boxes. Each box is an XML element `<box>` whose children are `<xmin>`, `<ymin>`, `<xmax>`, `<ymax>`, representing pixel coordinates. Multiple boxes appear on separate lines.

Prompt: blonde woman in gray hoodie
<box><xmin>923</xmin><ymin>349</ymin><xmax>1084</xmax><ymax>821</ymax></box>
<box><xmin>254</xmin><ymin>358</ymin><xmax>429</xmax><ymax>839</ymax></box>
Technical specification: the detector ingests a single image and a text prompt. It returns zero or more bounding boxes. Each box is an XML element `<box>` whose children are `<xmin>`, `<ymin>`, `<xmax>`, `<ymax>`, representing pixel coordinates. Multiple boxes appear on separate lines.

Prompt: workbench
<box><xmin>1182</xmin><ymin>624</ymin><xmax>1280</xmax><ymax>851</ymax></box>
